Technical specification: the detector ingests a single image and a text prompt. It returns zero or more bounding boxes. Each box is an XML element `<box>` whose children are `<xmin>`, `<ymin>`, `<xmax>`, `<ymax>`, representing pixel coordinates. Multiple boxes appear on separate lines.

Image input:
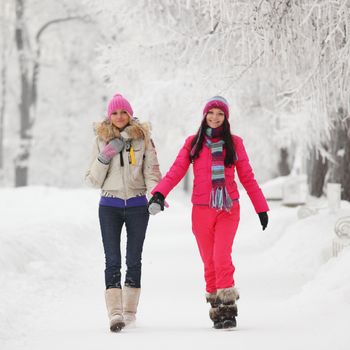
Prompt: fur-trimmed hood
<box><xmin>94</xmin><ymin>118</ymin><xmax>151</xmax><ymax>143</ymax></box>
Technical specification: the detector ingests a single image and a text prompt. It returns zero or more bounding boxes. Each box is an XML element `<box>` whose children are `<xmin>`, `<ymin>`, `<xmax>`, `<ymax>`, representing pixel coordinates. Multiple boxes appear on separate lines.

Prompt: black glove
<box><xmin>148</xmin><ymin>192</ymin><xmax>165</xmax><ymax>215</ymax></box>
<box><xmin>258</xmin><ymin>212</ymin><xmax>268</xmax><ymax>231</ymax></box>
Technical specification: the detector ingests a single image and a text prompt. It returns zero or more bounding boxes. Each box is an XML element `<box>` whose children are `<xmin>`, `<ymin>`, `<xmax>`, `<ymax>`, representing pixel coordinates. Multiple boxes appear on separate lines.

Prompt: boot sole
<box><xmin>213</xmin><ymin>321</ymin><xmax>224</xmax><ymax>329</ymax></box>
<box><xmin>223</xmin><ymin>319</ymin><xmax>236</xmax><ymax>328</ymax></box>
<box><xmin>110</xmin><ymin>321</ymin><xmax>125</xmax><ymax>332</ymax></box>
<box><xmin>213</xmin><ymin>318</ymin><xmax>237</xmax><ymax>329</ymax></box>
<box><xmin>212</xmin><ymin>305</ymin><xmax>237</xmax><ymax>329</ymax></box>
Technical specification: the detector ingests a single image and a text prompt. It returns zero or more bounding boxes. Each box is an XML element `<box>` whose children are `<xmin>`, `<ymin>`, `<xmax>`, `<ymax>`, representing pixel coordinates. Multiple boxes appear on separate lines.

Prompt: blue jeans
<box><xmin>98</xmin><ymin>205</ymin><xmax>150</xmax><ymax>289</ymax></box>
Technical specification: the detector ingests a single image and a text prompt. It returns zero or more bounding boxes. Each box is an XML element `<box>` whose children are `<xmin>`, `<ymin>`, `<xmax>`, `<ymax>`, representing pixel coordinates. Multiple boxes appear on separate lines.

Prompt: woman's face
<box><xmin>110</xmin><ymin>109</ymin><xmax>130</xmax><ymax>129</ymax></box>
<box><xmin>206</xmin><ymin>108</ymin><xmax>225</xmax><ymax>128</ymax></box>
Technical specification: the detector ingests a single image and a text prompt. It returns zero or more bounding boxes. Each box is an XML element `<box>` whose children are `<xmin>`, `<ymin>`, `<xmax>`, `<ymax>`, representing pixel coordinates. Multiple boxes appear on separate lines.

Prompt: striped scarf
<box><xmin>205</xmin><ymin>127</ymin><xmax>233</xmax><ymax>211</ymax></box>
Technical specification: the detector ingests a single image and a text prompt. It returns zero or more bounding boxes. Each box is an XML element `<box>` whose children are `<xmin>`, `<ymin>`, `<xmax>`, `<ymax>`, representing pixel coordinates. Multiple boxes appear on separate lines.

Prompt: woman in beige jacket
<box><xmin>85</xmin><ymin>93</ymin><xmax>161</xmax><ymax>332</ymax></box>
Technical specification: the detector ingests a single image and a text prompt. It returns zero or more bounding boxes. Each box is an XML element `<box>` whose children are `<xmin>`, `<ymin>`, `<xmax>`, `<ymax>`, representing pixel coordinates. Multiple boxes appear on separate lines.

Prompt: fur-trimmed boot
<box><xmin>105</xmin><ymin>288</ymin><xmax>125</xmax><ymax>332</ymax></box>
<box><xmin>123</xmin><ymin>286</ymin><xmax>141</xmax><ymax>326</ymax></box>
<box><xmin>206</xmin><ymin>292</ymin><xmax>222</xmax><ymax>329</ymax></box>
<box><xmin>216</xmin><ymin>287</ymin><xmax>240</xmax><ymax>329</ymax></box>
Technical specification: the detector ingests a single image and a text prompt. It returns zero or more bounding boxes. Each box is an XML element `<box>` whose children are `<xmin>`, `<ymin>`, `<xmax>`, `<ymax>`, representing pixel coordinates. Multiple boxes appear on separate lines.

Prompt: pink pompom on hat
<box><xmin>107</xmin><ymin>93</ymin><xmax>134</xmax><ymax>118</ymax></box>
<box><xmin>203</xmin><ymin>96</ymin><xmax>229</xmax><ymax>119</ymax></box>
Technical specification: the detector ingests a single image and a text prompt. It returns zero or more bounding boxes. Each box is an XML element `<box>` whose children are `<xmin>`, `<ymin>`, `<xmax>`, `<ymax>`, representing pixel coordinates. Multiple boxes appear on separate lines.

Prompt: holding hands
<box><xmin>98</xmin><ymin>138</ymin><xmax>125</xmax><ymax>164</ymax></box>
<box><xmin>148</xmin><ymin>192</ymin><xmax>165</xmax><ymax>215</ymax></box>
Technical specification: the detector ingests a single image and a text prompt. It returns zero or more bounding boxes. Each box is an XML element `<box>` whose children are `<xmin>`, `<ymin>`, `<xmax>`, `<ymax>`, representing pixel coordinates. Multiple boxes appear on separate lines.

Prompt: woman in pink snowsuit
<box><xmin>148</xmin><ymin>96</ymin><xmax>269</xmax><ymax>329</ymax></box>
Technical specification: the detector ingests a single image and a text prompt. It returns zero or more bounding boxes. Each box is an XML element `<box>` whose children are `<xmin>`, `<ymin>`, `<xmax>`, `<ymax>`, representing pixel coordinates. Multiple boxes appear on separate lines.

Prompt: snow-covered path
<box><xmin>1</xmin><ymin>187</ymin><xmax>350</xmax><ymax>350</ymax></box>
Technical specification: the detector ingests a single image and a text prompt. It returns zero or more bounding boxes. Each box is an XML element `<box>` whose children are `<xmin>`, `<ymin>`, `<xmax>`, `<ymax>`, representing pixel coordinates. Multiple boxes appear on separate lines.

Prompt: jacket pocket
<box><xmin>128</xmin><ymin>164</ymin><xmax>146</xmax><ymax>190</ymax></box>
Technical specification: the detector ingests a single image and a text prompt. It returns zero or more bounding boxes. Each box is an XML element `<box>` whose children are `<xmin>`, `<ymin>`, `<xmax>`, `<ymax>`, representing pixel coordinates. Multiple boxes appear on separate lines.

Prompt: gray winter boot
<box><xmin>123</xmin><ymin>286</ymin><xmax>141</xmax><ymax>326</ymax></box>
<box><xmin>105</xmin><ymin>288</ymin><xmax>125</xmax><ymax>332</ymax></box>
<box><xmin>216</xmin><ymin>287</ymin><xmax>239</xmax><ymax>329</ymax></box>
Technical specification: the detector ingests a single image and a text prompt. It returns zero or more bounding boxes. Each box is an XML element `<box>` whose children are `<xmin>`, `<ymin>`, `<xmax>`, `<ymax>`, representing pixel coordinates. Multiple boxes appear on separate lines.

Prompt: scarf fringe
<box><xmin>210</xmin><ymin>186</ymin><xmax>233</xmax><ymax>211</ymax></box>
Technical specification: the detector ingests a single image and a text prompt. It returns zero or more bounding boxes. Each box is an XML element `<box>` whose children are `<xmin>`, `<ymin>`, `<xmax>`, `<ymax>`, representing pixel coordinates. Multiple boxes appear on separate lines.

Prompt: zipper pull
<box><xmin>129</xmin><ymin>147</ymin><xmax>136</xmax><ymax>165</ymax></box>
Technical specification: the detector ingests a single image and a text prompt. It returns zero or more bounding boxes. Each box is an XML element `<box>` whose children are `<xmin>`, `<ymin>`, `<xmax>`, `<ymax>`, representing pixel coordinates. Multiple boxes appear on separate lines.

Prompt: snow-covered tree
<box><xmin>245</xmin><ymin>0</ymin><xmax>350</xmax><ymax>198</ymax></box>
<box><xmin>13</xmin><ymin>0</ymin><xmax>94</xmax><ymax>186</ymax></box>
<box><xmin>2</xmin><ymin>0</ymin><xmax>349</xmax><ymax>197</ymax></box>
<box><xmin>139</xmin><ymin>0</ymin><xmax>350</xmax><ymax>198</ymax></box>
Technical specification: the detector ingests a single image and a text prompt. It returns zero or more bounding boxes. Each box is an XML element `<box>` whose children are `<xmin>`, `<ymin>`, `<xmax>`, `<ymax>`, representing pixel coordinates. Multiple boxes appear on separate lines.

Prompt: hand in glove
<box><xmin>148</xmin><ymin>192</ymin><xmax>165</xmax><ymax>215</ymax></box>
<box><xmin>98</xmin><ymin>138</ymin><xmax>125</xmax><ymax>164</ymax></box>
<box><xmin>258</xmin><ymin>212</ymin><xmax>268</xmax><ymax>231</ymax></box>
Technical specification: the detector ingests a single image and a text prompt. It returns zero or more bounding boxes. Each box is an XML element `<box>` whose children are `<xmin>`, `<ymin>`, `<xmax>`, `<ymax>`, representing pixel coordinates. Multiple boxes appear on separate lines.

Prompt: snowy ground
<box><xmin>1</xmin><ymin>186</ymin><xmax>350</xmax><ymax>350</ymax></box>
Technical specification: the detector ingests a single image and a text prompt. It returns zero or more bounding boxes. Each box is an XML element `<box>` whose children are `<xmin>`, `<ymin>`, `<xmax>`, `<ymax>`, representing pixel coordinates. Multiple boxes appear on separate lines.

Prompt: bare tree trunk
<box><xmin>328</xmin><ymin>108</ymin><xmax>350</xmax><ymax>200</ymax></box>
<box><xmin>0</xmin><ymin>38</ymin><xmax>6</xmax><ymax>178</ymax></box>
<box><xmin>0</xmin><ymin>1</ymin><xmax>9</xmax><ymax>183</ymax></box>
<box><xmin>341</xmin><ymin>124</ymin><xmax>350</xmax><ymax>200</ymax></box>
<box><xmin>307</xmin><ymin>148</ymin><xmax>328</xmax><ymax>197</ymax></box>
<box><xmin>183</xmin><ymin>171</ymin><xmax>190</xmax><ymax>192</ymax></box>
<box><xmin>15</xmin><ymin>0</ymin><xmax>33</xmax><ymax>186</ymax></box>
<box><xmin>278</xmin><ymin>147</ymin><xmax>290</xmax><ymax>176</ymax></box>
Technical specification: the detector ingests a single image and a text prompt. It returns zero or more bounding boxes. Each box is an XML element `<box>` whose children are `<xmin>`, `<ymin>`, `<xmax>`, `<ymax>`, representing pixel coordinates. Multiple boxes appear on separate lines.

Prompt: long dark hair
<box><xmin>190</xmin><ymin>118</ymin><xmax>236</xmax><ymax>167</ymax></box>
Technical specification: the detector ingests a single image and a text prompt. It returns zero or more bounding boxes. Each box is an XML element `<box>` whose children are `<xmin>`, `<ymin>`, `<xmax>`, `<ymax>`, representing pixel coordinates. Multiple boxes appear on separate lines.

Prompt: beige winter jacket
<box><xmin>85</xmin><ymin>120</ymin><xmax>161</xmax><ymax>199</ymax></box>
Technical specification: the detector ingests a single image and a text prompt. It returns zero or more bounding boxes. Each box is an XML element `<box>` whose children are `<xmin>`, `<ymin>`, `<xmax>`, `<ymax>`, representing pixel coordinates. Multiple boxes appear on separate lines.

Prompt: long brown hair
<box><xmin>190</xmin><ymin>118</ymin><xmax>236</xmax><ymax>167</ymax></box>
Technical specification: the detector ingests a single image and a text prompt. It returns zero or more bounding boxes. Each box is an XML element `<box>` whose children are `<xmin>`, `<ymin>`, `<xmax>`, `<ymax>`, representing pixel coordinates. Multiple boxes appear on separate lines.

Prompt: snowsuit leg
<box><xmin>191</xmin><ymin>202</ymin><xmax>240</xmax><ymax>293</ymax></box>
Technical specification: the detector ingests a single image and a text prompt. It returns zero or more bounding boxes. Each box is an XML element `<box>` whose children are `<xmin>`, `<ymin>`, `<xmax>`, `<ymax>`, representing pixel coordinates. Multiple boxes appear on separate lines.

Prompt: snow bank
<box><xmin>1</xmin><ymin>187</ymin><xmax>350</xmax><ymax>350</ymax></box>
<box><xmin>0</xmin><ymin>187</ymin><xmax>101</xmax><ymax>342</ymax></box>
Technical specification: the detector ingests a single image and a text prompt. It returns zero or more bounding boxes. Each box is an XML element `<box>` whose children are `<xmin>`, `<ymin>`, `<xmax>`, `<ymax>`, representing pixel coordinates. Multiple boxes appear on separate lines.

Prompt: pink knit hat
<box><xmin>203</xmin><ymin>96</ymin><xmax>229</xmax><ymax>119</ymax></box>
<box><xmin>107</xmin><ymin>93</ymin><xmax>134</xmax><ymax>118</ymax></box>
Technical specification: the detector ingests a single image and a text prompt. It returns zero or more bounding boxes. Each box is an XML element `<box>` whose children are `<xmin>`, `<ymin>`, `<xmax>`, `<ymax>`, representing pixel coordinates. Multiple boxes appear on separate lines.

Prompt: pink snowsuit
<box><xmin>152</xmin><ymin>135</ymin><xmax>269</xmax><ymax>292</ymax></box>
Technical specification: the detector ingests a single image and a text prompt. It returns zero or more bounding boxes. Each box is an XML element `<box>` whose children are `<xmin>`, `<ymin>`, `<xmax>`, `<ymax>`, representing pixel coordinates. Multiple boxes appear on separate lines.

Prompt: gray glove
<box><xmin>148</xmin><ymin>203</ymin><xmax>162</xmax><ymax>215</ymax></box>
<box><xmin>98</xmin><ymin>138</ymin><xmax>125</xmax><ymax>164</ymax></box>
